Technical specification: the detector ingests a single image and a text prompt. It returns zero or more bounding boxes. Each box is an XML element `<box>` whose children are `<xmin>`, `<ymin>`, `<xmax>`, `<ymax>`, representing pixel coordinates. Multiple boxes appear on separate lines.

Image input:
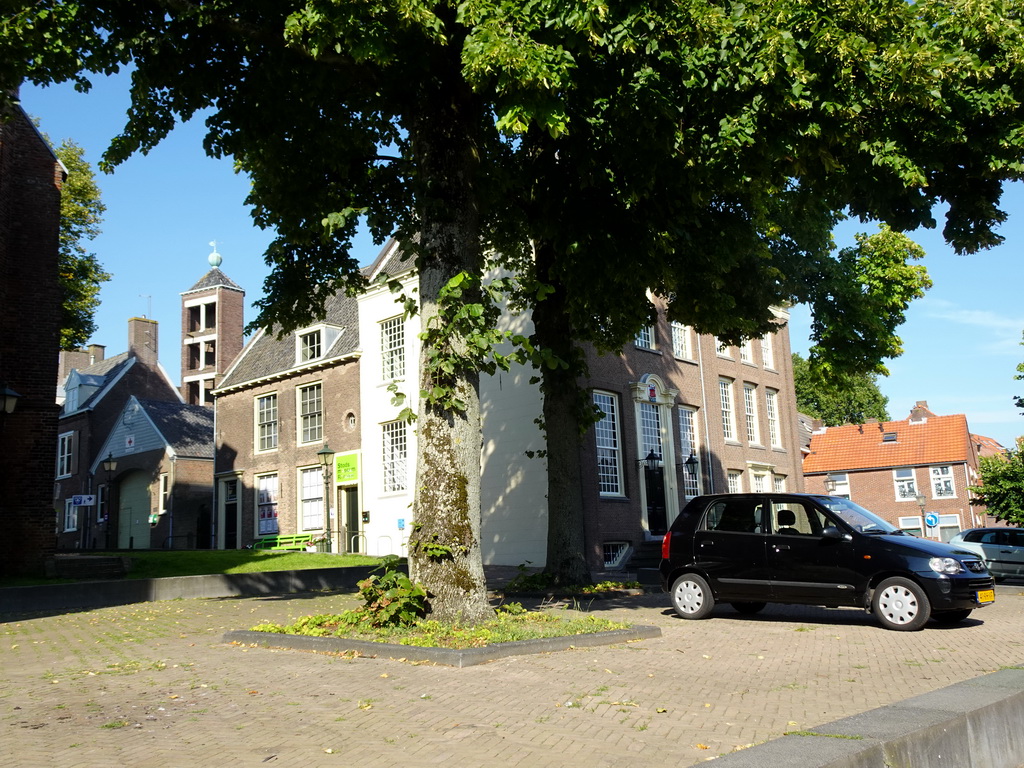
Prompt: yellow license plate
<box><xmin>977</xmin><ymin>589</ymin><xmax>995</xmax><ymax>604</ymax></box>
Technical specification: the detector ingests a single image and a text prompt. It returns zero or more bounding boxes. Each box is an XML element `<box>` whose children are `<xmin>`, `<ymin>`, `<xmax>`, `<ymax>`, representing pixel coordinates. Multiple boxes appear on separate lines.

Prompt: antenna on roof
<box><xmin>139</xmin><ymin>294</ymin><xmax>151</xmax><ymax>318</ymax></box>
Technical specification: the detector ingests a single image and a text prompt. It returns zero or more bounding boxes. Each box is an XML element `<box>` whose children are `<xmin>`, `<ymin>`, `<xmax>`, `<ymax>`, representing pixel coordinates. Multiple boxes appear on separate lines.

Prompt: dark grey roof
<box><xmin>138</xmin><ymin>399</ymin><xmax>214</xmax><ymax>459</ymax></box>
<box><xmin>364</xmin><ymin>238</ymin><xmax>414</xmax><ymax>281</ymax></box>
<box><xmin>184</xmin><ymin>268</ymin><xmax>244</xmax><ymax>294</ymax></box>
<box><xmin>216</xmin><ymin>290</ymin><xmax>359</xmax><ymax>391</ymax></box>
<box><xmin>70</xmin><ymin>352</ymin><xmax>132</xmax><ymax>411</ymax></box>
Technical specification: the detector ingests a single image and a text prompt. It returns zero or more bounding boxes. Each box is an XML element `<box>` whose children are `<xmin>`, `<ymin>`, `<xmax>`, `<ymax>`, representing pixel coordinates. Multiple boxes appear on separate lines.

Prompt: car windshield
<box><xmin>811</xmin><ymin>496</ymin><xmax>902</xmax><ymax>534</ymax></box>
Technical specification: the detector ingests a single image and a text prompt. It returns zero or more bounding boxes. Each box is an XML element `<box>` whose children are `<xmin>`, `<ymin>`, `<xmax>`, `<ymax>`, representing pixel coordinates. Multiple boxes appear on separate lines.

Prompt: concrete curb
<box><xmin>706</xmin><ymin>667</ymin><xmax>1024</xmax><ymax>768</ymax></box>
<box><xmin>0</xmin><ymin>566</ymin><xmax>377</xmax><ymax>614</ymax></box>
<box><xmin>222</xmin><ymin>624</ymin><xmax>663</xmax><ymax>667</ymax></box>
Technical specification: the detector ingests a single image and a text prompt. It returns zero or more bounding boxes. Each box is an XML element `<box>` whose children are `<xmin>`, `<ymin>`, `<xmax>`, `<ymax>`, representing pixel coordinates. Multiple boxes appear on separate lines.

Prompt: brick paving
<box><xmin>2</xmin><ymin>581</ymin><xmax>1023</xmax><ymax>767</ymax></box>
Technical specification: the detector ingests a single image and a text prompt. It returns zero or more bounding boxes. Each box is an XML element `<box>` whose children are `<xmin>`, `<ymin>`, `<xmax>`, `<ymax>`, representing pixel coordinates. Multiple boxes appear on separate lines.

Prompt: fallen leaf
<box><xmin>695</xmin><ymin>744</ymin><xmax>710</xmax><ymax>750</ymax></box>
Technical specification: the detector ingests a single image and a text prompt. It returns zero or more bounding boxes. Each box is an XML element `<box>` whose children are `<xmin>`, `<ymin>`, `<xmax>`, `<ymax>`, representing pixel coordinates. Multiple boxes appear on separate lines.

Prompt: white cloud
<box><xmin>922</xmin><ymin>299</ymin><xmax>1024</xmax><ymax>355</ymax></box>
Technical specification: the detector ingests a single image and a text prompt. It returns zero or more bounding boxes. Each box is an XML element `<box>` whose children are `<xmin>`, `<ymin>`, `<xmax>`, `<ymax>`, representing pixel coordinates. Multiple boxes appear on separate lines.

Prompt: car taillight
<box><xmin>661</xmin><ymin>531</ymin><xmax>672</xmax><ymax>560</ymax></box>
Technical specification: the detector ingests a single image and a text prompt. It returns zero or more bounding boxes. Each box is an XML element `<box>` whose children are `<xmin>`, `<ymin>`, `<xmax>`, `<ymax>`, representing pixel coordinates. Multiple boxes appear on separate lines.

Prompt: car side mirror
<box><xmin>822</xmin><ymin>526</ymin><xmax>850</xmax><ymax>541</ymax></box>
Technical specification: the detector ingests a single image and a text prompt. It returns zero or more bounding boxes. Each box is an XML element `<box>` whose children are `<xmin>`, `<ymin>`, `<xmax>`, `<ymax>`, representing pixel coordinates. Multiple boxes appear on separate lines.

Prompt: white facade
<box><xmin>356</xmin><ymin>250</ymin><xmax>420</xmax><ymax>558</ymax></box>
<box><xmin>356</xmin><ymin>251</ymin><xmax>550</xmax><ymax>566</ymax></box>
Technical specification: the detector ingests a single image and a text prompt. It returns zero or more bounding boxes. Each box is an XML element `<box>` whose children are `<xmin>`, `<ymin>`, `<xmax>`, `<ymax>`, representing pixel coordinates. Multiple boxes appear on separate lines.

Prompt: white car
<box><xmin>949</xmin><ymin>528</ymin><xmax>1024</xmax><ymax>582</ymax></box>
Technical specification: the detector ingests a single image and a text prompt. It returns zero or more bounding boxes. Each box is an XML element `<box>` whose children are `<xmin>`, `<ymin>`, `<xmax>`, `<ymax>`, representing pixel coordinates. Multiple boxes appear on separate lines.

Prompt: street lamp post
<box><xmin>317</xmin><ymin>443</ymin><xmax>336</xmax><ymax>553</ymax></box>
<box><xmin>916</xmin><ymin>493</ymin><xmax>928</xmax><ymax>537</ymax></box>
<box><xmin>101</xmin><ymin>452</ymin><xmax>117</xmax><ymax>549</ymax></box>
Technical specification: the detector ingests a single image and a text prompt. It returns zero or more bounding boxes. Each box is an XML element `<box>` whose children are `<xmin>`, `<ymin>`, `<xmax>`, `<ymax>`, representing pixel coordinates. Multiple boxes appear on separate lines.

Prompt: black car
<box><xmin>659</xmin><ymin>493</ymin><xmax>995</xmax><ymax>631</ymax></box>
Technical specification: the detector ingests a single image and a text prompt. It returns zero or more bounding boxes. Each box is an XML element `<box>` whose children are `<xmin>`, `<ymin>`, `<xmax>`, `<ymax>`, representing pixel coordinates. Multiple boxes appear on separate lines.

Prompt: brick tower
<box><xmin>180</xmin><ymin>243</ymin><xmax>245</xmax><ymax>406</ymax></box>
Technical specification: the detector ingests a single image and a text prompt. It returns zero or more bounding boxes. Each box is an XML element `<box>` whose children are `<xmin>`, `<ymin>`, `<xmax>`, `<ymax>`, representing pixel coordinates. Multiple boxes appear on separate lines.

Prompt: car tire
<box><xmin>670</xmin><ymin>574</ymin><xmax>715</xmax><ymax>620</ymax></box>
<box><xmin>872</xmin><ymin>577</ymin><xmax>931</xmax><ymax>631</ymax></box>
<box><xmin>932</xmin><ymin>609</ymin><xmax>972</xmax><ymax>625</ymax></box>
<box><xmin>731</xmin><ymin>601</ymin><xmax>767</xmax><ymax>615</ymax></box>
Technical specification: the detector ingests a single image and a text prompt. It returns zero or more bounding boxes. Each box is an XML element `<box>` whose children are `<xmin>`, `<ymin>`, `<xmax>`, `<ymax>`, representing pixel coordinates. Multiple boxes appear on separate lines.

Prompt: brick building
<box><xmin>803</xmin><ymin>401</ymin><xmax>998</xmax><ymax>541</ymax></box>
<box><xmin>0</xmin><ymin>94</ymin><xmax>65</xmax><ymax>576</ymax></box>
<box><xmin>54</xmin><ymin>318</ymin><xmax>184</xmax><ymax>549</ymax></box>
<box><xmin>212</xmin><ymin>290</ymin><xmax>361</xmax><ymax>551</ymax></box>
<box><xmin>581</xmin><ymin>304</ymin><xmax>803</xmax><ymax>570</ymax></box>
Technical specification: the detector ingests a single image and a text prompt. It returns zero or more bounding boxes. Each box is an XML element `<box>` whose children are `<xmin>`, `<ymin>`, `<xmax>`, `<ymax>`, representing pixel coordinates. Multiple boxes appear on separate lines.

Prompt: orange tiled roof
<box><xmin>804</xmin><ymin>414</ymin><xmax>972</xmax><ymax>474</ymax></box>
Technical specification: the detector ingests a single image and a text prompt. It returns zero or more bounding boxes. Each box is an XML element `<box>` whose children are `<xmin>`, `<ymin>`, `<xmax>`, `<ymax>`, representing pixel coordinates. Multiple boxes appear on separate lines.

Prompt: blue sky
<box><xmin>21</xmin><ymin>75</ymin><xmax>1024</xmax><ymax>450</ymax></box>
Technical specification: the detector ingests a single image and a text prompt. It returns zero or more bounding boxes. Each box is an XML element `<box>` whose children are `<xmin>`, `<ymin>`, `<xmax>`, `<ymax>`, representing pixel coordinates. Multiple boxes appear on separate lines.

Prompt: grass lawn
<box><xmin>0</xmin><ymin>550</ymin><xmax>384</xmax><ymax>587</ymax></box>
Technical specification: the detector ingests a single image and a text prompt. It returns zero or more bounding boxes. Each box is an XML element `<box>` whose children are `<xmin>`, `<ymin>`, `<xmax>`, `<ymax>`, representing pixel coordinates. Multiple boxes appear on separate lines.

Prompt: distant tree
<box><xmin>52</xmin><ymin>138</ymin><xmax>110</xmax><ymax>349</ymax></box>
<box><xmin>970</xmin><ymin>441</ymin><xmax>1024</xmax><ymax>527</ymax></box>
<box><xmin>792</xmin><ymin>353</ymin><xmax>891</xmax><ymax>426</ymax></box>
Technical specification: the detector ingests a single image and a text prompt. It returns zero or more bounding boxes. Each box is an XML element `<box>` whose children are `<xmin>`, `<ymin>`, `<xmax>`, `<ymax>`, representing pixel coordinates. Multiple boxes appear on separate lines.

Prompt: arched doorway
<box><xmin>630</xmin><ymin>374</ymin><xmax>680</xmax><ymax>536</ymax></box>
<box><xmin>117</xmin><ymin>470</ymin><xmax>152</xmax><ymax>549</ymax></box>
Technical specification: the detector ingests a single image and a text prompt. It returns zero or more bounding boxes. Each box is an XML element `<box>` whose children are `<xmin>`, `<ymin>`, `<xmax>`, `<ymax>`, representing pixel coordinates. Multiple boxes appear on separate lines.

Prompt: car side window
<box><xmin>702</xmin><ymin>499</ymin><xmax>763</xmax><ymax>533</ymax></box>
<box><xmin>770</xmin><ymin>500</ymin><xmax>830</xmax><ymax>536</ymax></box>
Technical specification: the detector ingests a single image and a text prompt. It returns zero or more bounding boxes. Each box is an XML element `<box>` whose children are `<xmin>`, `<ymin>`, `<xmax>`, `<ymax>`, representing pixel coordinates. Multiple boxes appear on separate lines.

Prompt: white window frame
<box><xmin>63</xmin><ymin>498</ymin><xmax>78</xmax><ymax>532</ymax></box>
<box><xmin>635</xmin><ymin>324</ymin><xmax>656</xmax><ymax>351</ymax></box>
<box><xmin>57</xmin><ymin>431</ymin><xmax>74</xmax><ymax>478</ymax></box>
<box><xmin>257</xmin><ymin>473</ymin><xmax>280</xmax><ymax>536</ymax></box>
<box><xmin>828</xmin><ymin>472</ymin><xmax>851</xmax><ymax>498</ymax></box>
<box><xmin>765</xmin><ymin>389</ymin><xmax>781</xmax><ymax>447</ymax></box>
<box><xmin>299</xmin><ymin>466</ymin><xmax>325</xmax><ymax>531</ymax></box>
<box><xmin>936</xmin><ymin>513</ymin><xmax>962</xmax><ymax>542</ymax></box>
<box><xmin>381</xmin><ymin>315</ymin><xmax>406</xmax><ymax>381</ymax></box>
<box><xmin>719</xmin><ymin>378</ymin><xmax>736</xmax><ymax>442</ymax></box>
<box><xmin>751</xmin><ymin>470</ymin><xmax>768</xmax><ymax>493</ymax></box>
<box><xmin>930</xmin><ymin>465</ymin><xmax>956</xmax><ymax>499</ymax></box>
<box><xmin>593</xmin><ymin>391</ymin><xmax>625</xmax><ymax>497</ymax></box>
<box><xmin>727</xmin><ymin>471</ymin><xmax>742</xmax><ymax>493</ymax></box>
<box><xmin>761</xmin><ymin>335</ymin><xmax>775</xmax><ymax>369</ymax></box>
<box><xmin>256</xmin><ymin>393</ymin><xmax>278</xmax><ymax>452</ymax></box>
<box><xmin>298</xmin><ymin>383</ymin><xmax>323</xmax><ymax>445</ymax></box>
<box><xmin>158</xmin><ymin>473</ymin><xmax>169</xmax><ymax>515</ymax></box>
<box><xmin>639</xmin><ymin>401</ymin><xmax>663</xmax><ymax>460</ymax></box>
<box><xmin>773</xmin><ymin>474</ymin><xmax>786</xmax><ymax>492</ymax></box>
<box><xmin>743</xmin><ymin>383</ymin><xmax>760</xmax><ymax>445</ymax></box>
<box><xmin>97</xmin><ymin>484</ymin><xmax>108</xmax><ymax>523</ymax></box>
<box><xmin>382</xmin><ymin>420</ymin><xmax>408</xmax><ymax>493</ymax></box>
<box><xmin>678</xmin><ymin>406</ymin><xmax>700</xmax><ymax>498</ymax></box>
<box><xmin>894</xmin><ymin>467</ymin><xmax>918</xmax><ymax>501</ymax></box>
<box><xmin>740</xmin><ymin>339</ymin><xmax>754</xmax><ymax>364</ymax></box>
<box><xmin>899</xmin><ymin>515</ymin><xmax>924</xmax><ymax>537</ymax></box>
<box><xmin>715</xmin><ymin>337</ymin><xmax>731</xmax><ymax>358</ymax></box>
<box><xmin>298</xmin><ymin>329</ymin><xmax>322</xmax><ymax>362</ymax></box>
<box><xmin>671</xmin><ymin>322</ymin><xmax>693</xmax><ymax>360</ymax></box>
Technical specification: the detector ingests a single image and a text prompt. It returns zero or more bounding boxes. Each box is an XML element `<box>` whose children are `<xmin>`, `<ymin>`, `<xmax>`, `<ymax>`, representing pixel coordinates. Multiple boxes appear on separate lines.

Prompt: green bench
<box><xmin>252</xmin><ymin>534</ymin><xmax>318</xmax><ymax>551</ymax></box>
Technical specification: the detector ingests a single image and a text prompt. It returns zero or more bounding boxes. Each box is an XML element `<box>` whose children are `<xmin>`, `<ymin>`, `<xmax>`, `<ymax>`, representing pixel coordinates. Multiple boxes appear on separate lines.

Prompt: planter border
<box><xmin>223</xmin><ymin>624</ymin><xmax>662</xmax><ymax>667</ymax></box>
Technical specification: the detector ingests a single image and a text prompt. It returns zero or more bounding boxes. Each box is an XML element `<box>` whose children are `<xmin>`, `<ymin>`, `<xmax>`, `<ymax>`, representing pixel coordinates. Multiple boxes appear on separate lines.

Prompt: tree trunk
<box><xmin>531</xmin><ymin>242</ymin><xmax>592</xmax><ymax>586</ymax></box>
<box><xmin>404</xmin><ymin>62</ymin><xmax>492</xmax><ymax>624</ymax></box>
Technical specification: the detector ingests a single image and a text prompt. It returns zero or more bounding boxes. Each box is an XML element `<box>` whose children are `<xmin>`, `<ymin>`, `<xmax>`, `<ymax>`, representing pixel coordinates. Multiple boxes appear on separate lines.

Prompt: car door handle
<box><xmin>774</xmin><ymin>544</ymin><xmax>790</xmax><ymax>551</ymax></box>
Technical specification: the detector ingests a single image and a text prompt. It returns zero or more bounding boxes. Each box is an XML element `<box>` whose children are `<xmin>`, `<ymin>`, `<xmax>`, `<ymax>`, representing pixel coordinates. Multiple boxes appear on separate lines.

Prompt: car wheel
<box><xmin>670</xmin><ymin>574</ymin><xmax>715</xmax><ymax>620</ymax></box>
<box><xmin>731</xmin><ymin>602</ymin><xmax>767</xmax><ymax>615</ymax></box>
<box><xmin>932</xmin><ymin>609</ymin><xmax>972</xmax><ymax>625</ymax></box>
<box><xmin>872</xmin><ymin>577</ymin><xmax>931</xmax><ymax>631</ymax></box>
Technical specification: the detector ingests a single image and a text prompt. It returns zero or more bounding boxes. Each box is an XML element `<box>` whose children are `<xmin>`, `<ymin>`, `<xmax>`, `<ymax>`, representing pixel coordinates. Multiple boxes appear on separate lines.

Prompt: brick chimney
<box><xmin>128</xmin><ymin>317</ymin><xmax>158</xmax><ymax>367</ymax></box>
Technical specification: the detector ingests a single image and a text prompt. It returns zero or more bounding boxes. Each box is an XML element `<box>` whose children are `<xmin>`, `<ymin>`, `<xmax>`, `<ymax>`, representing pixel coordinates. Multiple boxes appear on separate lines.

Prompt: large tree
<box><xmin>51</xmin><ymin>138</ymin><xmax>111</xmax><ymax>350</ymax></box>
<box><xmin>5</xmin><ymin>0</ymin><xmax>1023</xmax><ymax>599</ymax></box>
<box><xmin>793</xmin><ymin>351</ymin><xmax>892</xmax><ymax>427</ymax></box>
<box><xmin>970</xmin><ymin>441</ymin><xmax>1024</xmax><ymax>527</ymax></box>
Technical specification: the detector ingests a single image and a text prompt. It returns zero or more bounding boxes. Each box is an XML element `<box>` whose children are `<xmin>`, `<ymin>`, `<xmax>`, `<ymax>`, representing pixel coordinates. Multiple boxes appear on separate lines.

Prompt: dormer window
<box><xmin>300</xmin><ymin>330</ymin><xmax>322</xmax><ymax>362</ymax></box>
<box><xmin>295</xmin><ymin>324</ymin><xmax>344</xmax><ymax>366</ymax></box>
<box><xmin>882</xmin><ymin>432</ymin><xmax>897</xmax><ymax>443</ymax></box>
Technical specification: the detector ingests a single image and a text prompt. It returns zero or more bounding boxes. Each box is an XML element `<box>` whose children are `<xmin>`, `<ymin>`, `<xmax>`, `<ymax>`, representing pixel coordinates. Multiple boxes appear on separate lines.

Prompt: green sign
<box><xmin>335</xmin><ymin>452</ymin><xmax>360</xmax><ymax>484</ymax></box>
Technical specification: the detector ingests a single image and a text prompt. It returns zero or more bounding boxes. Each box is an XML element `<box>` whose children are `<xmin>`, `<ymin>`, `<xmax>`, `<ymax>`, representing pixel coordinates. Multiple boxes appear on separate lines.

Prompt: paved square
<box><xmin>3</xmin><ymin>585</ymin><xmax>1022</xmax><ymax>767</ymax></box>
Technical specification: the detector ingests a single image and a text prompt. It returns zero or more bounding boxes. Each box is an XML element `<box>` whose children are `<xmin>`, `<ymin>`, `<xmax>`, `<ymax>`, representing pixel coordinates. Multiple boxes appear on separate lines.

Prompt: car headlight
<box><xmin>929</xmin><ymin>557</ymin><xmax>964</xmax><ymax>575</ymax></box>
